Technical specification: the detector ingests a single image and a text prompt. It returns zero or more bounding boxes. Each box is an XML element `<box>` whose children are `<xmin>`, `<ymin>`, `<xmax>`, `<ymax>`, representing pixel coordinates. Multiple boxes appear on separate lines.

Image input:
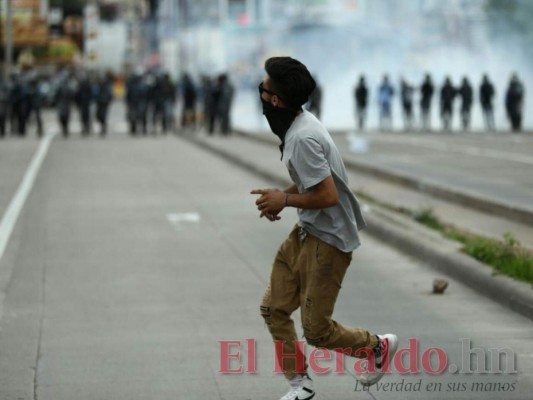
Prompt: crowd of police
<box><xmin>0</xmin><ymin>67</ymin><xmax>526</xmax><ymax>138</ymax></box>
<box><xmin>0</xmin><ymin>67</ymin><xmax>114</xmax><ymax>139</ymax></box>
<box><xmin>353</xmin><ymin>73</ymin><xmax>526</xmax><ymax>132</ymax></box>
<box><xmin>0</xmin><ymin>66</ymin><xmax>236</xmax><ymax>139</ymax></box>
<box><xmin>124</xmin><ymin>69</ymin><xmax>235</xmax><ymax>136</ymax></box>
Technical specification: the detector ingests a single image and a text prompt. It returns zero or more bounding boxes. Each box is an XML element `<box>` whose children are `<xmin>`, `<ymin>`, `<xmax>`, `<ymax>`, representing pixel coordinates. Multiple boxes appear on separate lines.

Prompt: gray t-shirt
<box><xmin>283</xmin><ymin>110</ymin><xmax>366</xmax><ymax>252</ymax></box>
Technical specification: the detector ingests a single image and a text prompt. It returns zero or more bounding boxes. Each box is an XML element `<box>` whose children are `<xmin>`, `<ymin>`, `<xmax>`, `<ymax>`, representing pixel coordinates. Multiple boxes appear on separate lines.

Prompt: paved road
<box><xmin>332</xmin><ymin>130</ymin><xmax>533</xmax><ymax>215</ymax></box>
<box><xmin>0</xmin><ymin>139</ymin><xmax>40</xmax><ymax>218</ymax></box>
<box><xmin>1</xmin><ymin>122</ymin><xmax>532</xmax><ymax>399</ymax></box>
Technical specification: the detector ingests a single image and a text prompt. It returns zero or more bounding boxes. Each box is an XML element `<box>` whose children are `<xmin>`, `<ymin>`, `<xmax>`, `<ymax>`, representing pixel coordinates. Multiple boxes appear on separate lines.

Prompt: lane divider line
<box><xmin>0</xmin><ymin>132</ymin><xmax>57</xmax><ymax>263</ymax></box>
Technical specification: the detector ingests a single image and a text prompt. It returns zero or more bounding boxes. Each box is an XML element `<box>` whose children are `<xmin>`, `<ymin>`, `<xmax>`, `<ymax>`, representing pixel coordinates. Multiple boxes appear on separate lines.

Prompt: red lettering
<box><xmin>245</xmin><ymin>338</ymin><xmax>257</xmax><ymax>373</ymax></box>
<box><xmin>273</xmin><ymin>340</ymin><xmax>307</xmax><ymax>374</ymax></box>
<box><xmin>394</xmin><ymin>338</ymin><xmax>419</xmax><ymax>374</ymax></box>
<box><xmin>218</xmin><ymin>340</ymin><xmax>244</xmax><ymax>374</ymax></box>
<box><xmin>333</xmin><ymin>347</ymin><xmax>353</xmax><ymax>374</ymax></box>
<box><xmin>353</xmin><ymin>347</ymin><xmax>375</xmax><ymax>374</ymax></box>
<box><xmin>309</xmin><ymin>348</ymin><xmax>332</xmax><ymax>375</ymax></box>
<box><xmin>422</xmin><ymin>347</ymin><xmax>448</xmax><ymax>374</ymax></box>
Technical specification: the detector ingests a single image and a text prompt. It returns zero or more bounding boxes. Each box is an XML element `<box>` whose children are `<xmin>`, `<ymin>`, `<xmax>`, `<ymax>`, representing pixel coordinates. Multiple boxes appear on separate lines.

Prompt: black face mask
<box><xmin>261</xmin><ymin>99</ymin><xmax>298</xmax><ymax>157</ymax></box>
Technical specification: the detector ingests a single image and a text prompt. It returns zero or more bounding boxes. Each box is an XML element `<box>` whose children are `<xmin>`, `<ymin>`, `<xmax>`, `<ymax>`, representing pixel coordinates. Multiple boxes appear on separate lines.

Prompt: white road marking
<box><xmin>0</xmin><ymin>131</ymin><xmax>57</xmax><ymax>321</ymax></box>
<box><xmin>166</xmin><ymin>212</ymin><xmax>201</xmax><ymax>231</ymax></box>
<box><xmin>0</xmin><ymin>132</ymin><xmax>57</xmax><ymax>262</ymax></box>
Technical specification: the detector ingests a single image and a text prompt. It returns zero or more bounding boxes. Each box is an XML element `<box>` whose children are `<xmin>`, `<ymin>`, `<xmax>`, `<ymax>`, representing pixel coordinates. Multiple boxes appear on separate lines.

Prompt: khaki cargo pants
<box><xmin>260</xmin><ymin>225</ymin><xmax>377</xmax><ymax>380</ymax></box>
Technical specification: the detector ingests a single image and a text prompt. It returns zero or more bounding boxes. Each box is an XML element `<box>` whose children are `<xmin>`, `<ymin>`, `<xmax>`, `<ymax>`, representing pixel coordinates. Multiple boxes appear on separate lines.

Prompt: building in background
<box><xmin>0</xmin><ymin>0</ymin><xmax>49</xmax><ymax>73</ymax></box>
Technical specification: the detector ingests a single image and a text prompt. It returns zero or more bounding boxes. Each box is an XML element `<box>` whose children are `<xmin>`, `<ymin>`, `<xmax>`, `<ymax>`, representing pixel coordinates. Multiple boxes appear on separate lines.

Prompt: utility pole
<box><xmin>3</xmin><ymin>0</ymin><xmax>14</xmax><ymax>79</ymax></box>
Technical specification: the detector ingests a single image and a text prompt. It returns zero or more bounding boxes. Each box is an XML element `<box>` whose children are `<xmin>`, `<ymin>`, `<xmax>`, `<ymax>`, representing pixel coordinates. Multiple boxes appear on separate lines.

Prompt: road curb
<box><xmin>234</xmin><ymin>129</ymin><xmax>533</xmax><ymax>227</ymax></box>
<box><xmin>185</xmin><ymin>134</ymin><xmax>533</xmax><ymax>322</ymax></box>
<box><xmin>365</xmin><ymin>207</ymin><xmax>533</xmax><ymax>321</ymax></box>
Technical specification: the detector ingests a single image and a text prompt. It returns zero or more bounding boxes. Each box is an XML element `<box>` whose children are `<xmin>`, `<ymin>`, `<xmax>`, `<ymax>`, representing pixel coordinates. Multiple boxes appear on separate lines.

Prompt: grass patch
<box><xmin>459</xmin><ymin>233</ymin><xmax>533</xmax><ymax>284</ymax></box>
<box><xmin>412</xmin><ymin>207</ymin><xmax>445</xmax><ymax>231</ymax></box>
<box><xmin>412</xmin><ymin>208</ymin><xmax>533</xmax><ymax>285</ymax></box>
<box><xmin>355</xmin><ymin>190</ymin><xmax>533</xmax><ymax>285</ymax></box>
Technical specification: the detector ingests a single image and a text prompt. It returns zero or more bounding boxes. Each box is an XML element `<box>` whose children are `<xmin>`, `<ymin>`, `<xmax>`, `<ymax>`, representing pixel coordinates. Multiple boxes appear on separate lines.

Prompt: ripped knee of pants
<box><xmin>303</xmin><ymin>331</ymin><xmax>327</xmax><ymax>347</ymax></box>
<box><xmin>302</xmin><ymin>297</ymin><xmax>326</xmax><ymax>346</ymax></box>
<box><xmin>260</xmin><ymin>305</ymin><xmax>272</xmax><ymax>326</ymax></box>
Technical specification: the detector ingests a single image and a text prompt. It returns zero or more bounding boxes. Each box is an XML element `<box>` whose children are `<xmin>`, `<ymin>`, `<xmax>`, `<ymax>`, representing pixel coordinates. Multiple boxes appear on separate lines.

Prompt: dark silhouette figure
<box><xmin>150</xmin><ymin>73</ymin><xmax>167</xmax><ymax>133</ymax></box>
<box><xmin>400</xmin><ymin>78</ymin><xmax>414</xmax><ymax>131</ymax></box>
<box><xmin>216</xmin><ymin>73</ymin><xmax>235</xmax><ymax>135</ymax></box>
<box><xmin>29</xmin><ymin>75</ymin><xmax>44</xmax><ymax>137</ymax></box>
<box><xmin>76</xmin><ymin>74</ymin><xmax>94</xmax><ymax>135</ymax></box>
<box><xmin>420</xmin><ymin>74</ymin><xmax>434</xmax><ymax>131</ymax></box>
<box><xmin>95</xmin><ymin>72</ymin><xmax>114</xmax><ymax>136</ymax></box>
<box><xmin>505</xmin><ymin>74</ymin><xmax>525</xmax><ymax>132</ymax></box>
<box><xmin>440</xmin><ymin>77</ymin><xmax>456</xmax><ymax>131</ymax></box>
<box><xmin>458</xmin><ymin>77</ymin><xmax>473</xmax><ymax>131</ymax></box>
<box><xmin>10</xmin><ymin>74</ymin><xmax>32</xmax><ymax>136</ymax></box>
<box><xmin>354</xmin><ymin>75</ymin><xmax>368</xmax><ymax>130</ymax></box>
<box><xmin>200</xmin><ymin>75</ymin><xmax>215</xmax><ymax>131</ymax></box>
<box><xmin>207</xmin><ymin>73</ymin><xmax>235</xmax><ymax>135</ymax></box>
<box><xmin>161</xmin><ymin>73</ymin><xmax>176</xmax><ymax>132</ymax></box>
<box><xmin>125</xmin><ymin>71</ymin><xmax>148</xmax><ymax>135</ymax></box>
<box><xmin>0</xmin><ymin>78</ymin><xmax>10</xmax><ymax>137</ymax></box>
<box><xmin>180</xmin><ymin>73</ymin><xmax>197</xmax><ymax>130</ymax></box>
<box><xmin>208</xmin><ymin>76</ymin><xmax>221</xmax><ymax>135</ymax></box>
<box><xmin>55</xmin><ymin>74</ymin><xmax>77</xmax><ymax>137</ymax></box>
<box><xmin>479</xmin><ymin>74</ymin><xmax>495</xmax><ymax>131</ymax></box>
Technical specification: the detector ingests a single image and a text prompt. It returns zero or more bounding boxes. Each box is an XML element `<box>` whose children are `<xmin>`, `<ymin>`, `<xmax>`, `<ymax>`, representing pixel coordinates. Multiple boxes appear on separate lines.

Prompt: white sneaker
<box><xmin>280</xmin><ymin>386</ymin><xmax>299</xmax><ymax>400</ymax></box>
<box><xmin>280</xmin><ymin>375</ymin><xmax>315</xmax><ymax>400</ymax></box>
<box><xmin>355</xmin><ymin>334</ymin><xmax>398</xmax><ymax>387</ymax></box>
<box><xmin>296</xmin><ymin>376</ymin><xmax>315</xmax><ymax>399</ymax></box>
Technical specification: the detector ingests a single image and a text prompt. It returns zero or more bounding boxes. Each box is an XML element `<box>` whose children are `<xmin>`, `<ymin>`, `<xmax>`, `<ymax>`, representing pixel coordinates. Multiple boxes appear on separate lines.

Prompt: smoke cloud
<box><xmin>233</xmin><ymin>0</ymin><xmax>530</xmax><ymax>132</ymax></box>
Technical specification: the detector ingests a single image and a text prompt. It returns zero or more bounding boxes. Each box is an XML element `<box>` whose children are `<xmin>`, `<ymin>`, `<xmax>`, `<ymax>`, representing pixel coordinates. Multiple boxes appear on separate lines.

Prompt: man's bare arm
<box><xmin>251</xmin><ymin>175</ymin><xmax>338</xmax><ymax>221</ymax></box>
<box><xmin>285</xmin><ymin>175</ymin><xmax>338</xmax><ymax>209</ymax></box>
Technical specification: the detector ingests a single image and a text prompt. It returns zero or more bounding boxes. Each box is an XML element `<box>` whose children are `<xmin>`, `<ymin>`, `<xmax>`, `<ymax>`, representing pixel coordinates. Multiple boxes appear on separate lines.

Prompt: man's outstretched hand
<box><xmin>250</xmin><ymin>188</ymin><xmax>286</xmax><ymax>222</ymax></box>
